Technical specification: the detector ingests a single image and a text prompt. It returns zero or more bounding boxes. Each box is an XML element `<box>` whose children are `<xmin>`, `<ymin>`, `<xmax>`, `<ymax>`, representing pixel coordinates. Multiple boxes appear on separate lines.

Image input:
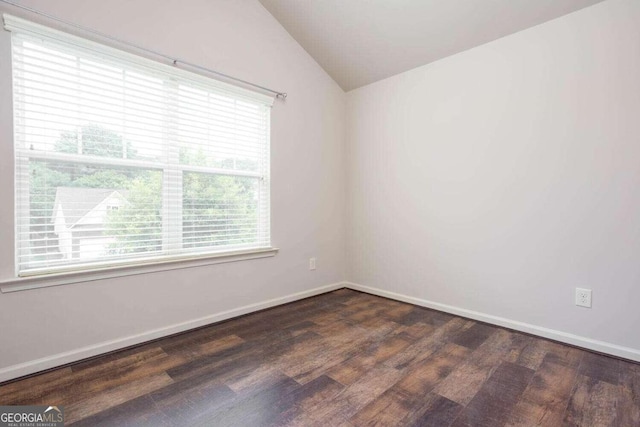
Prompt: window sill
<box><xmin>0</xmin><ymin>248</ymin><xmax>279</xmax><ymax>293</ymax></box>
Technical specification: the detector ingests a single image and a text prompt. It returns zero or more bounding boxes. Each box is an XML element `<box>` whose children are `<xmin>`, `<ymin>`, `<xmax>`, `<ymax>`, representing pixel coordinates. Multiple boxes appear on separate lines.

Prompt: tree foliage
<box><xmin>106</xmin><ymin>172</ymin><xmax>162</xmax><ymax>254</ymax></box>
<box><xmin>183</xmin><ymin>173</ymin><xmax>257</xmax><ymax>248</ymax></box>
<box><xmin>30</xmin><ymin>124</ymin><xmax>258</xmax><ymax>261</ymax></box>
<box><xmin>55</xmin><ymin>123</ymin><xmax>137</xmax><ymax>159</ymax></box>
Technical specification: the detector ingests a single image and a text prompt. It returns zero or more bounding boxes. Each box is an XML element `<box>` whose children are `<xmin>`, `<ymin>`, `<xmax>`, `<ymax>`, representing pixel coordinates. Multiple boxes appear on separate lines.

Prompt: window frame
<box><xmin>5</xmin><ymin>14</ymin><xmax>276</xmax><ymax>280</ymax></box>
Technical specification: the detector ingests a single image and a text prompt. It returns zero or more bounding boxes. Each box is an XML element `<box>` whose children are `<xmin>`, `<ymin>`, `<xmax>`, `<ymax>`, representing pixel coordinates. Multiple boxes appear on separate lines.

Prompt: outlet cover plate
<box><xmin>575</xmin><ymin>288</ymin><xmax>592</xmax><ymax>308</ymax></box>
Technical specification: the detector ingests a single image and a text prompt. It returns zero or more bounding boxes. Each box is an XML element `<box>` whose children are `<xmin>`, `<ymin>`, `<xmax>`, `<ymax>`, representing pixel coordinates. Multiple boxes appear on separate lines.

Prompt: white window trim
<box><xmin>0</xmin><ymin>247</ymin><xmax>279</xmax><ymax>293</ymax></box>
<box><xmin>5</xmin><ymin>14</ymin><xmax>275</xmax><ymax>278</ymax></box>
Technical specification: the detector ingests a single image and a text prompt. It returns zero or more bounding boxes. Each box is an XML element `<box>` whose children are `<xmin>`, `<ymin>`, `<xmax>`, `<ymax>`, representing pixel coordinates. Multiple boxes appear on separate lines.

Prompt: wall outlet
<box><xmin>575</xmin><ymin>288</ymin><xmax>592</xmax><ymax>308</ymax></box>
<box><xmin>309</xmin><ymin>257</ymin><xmax>316</xmax><ymax>270</ymax></box>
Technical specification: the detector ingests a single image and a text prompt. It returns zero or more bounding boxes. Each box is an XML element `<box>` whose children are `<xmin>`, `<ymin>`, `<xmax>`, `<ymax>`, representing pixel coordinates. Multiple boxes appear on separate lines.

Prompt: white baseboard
<box><xmin>0</xmin><ymin>282</ymin><xmax>344</xmax><ymax>383</ymax></box>
<box><xmin>4</xmin><ymin>280</ymin><xmax>638</xmax><ymax>383</ymax></box>
<box><xmin>343</xmin><ymin>282</ymin><xmax>640</xmax><ymax>363</ymax></box>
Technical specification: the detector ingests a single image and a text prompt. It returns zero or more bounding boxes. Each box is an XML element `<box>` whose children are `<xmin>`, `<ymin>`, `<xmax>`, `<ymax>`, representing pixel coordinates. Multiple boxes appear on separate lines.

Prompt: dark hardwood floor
<box><xmin>1</xmin><ymin>288</ymin><xmax>638</xmax><ymax>426</ymax></box>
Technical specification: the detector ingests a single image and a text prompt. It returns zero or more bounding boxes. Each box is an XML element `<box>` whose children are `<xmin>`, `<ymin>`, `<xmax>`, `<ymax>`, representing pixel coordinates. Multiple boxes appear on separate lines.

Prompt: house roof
<box><xmin>52</xmin><ymin>187</ymin><xmax>127</xmax><ymax>228</ymax></box>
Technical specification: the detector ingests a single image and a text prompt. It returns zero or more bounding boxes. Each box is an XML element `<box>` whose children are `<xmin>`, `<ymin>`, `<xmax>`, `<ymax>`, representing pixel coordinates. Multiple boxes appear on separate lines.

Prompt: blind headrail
<box><xmin>0</xmin><ymin>0</ymin><xmax>288</xmax><ymax>100</ymax></box>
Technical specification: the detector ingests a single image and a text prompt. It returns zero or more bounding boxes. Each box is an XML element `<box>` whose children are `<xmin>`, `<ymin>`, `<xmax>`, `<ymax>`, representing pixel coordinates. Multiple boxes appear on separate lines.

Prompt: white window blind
<box><xmin>5</xmin><ymin>15</ymin><xmax>273</xmax><ymax>276</ymax></box>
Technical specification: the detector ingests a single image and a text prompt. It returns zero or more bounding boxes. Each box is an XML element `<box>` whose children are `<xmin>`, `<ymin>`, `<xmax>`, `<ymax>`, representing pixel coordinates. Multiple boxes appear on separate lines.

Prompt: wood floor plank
<box><xmin>346</xmin><ymin>305</ymin><xmax>391</xmax><ymax>324</ymax></box>
<box><xmin>396</xmin><ymin>306</ymin><xmax>456</xmax><ymax>328</ymax></box>
<box><xmin>352</xmin><ymin>342</ymin><xmax>469</xmax><ymax>427</ymax></box>
<box><xmin>383</xmin><ymin>317</ymin><xmax>472</xmax><ymax>370</ymax></box>
<box><xmin>349</xmin><ymin>387</ymin><xmax>415</xmax><ymax>426</ymax></box>
<box><xmin>351</xmin><ymin>340</ymin><xmax>469</xmax><ymax>427</ymax></box>
<box><xmin>275</xmin><ymin>375</ymin><xmax>346</xmax><ymax>426</ymax></box>
<box><xmin>163</xmin><ymin>334</ymin><xmax>245</xmax><ymax>361</ymax></box>
<box><xmin>309</xmin><ymin>316</ymin><xmax>382</xmax><ymax>342</ymax></box>
<box><xmin>618</xmin><ymin>360</ymin><xmax>640</xmax><ymax>426</ymax></box>
<box><xmin>379</xmin><ymin>302</ymin><xmax>416</xmax><ymax>324</ymax></box>
<box><xmin>0</xmin><ymin>367</ymin><xmax>73</xmax><ymax>403</ymax></box>
<box><xmin>145</xmin><ymin>371</ymin><xmax>236</xmax><ymax>425</ymax></box>
<box><xmin>2</xmin><ymin>347</ymin><xmax>183</xmax><ymax>406</ymax></box>
<box><xmin>544</xmin><ymin>343</ymin><xmax>586</xmax><ymax>369</ymax></box>
<box><xmin>562</xmin><ymin>374</ymin><xmax>620</xmax><ymax>426</ymax></box>
<box><xmin>433</xmin><ymin>329</ymin><xmax>520</xmax><ymax>406</ymax></box>
<box><xmin>159</xmin><ymin>372</ymin><xmax>290</xmax><ymax>426</ymax></box>
<box><xmin>224</xmin><ymin>365</ymin><xmax>286</xmax><ymax>394</ymax></box>
<box><xmin>70</xmin><ymin>394</ymin><xmax>173</xmax><ymax>426</ymax></box>
<box><xmin>396</xmin><ymin>321</ymin><xmax>435</xmax><ymax>339</ymax></box>
<box><xmin>506</xmin><ymin>354</ymin><xmax>579</xmax><ymax>426</ymax></box>
<box><xmin>450</xmin><ymin>322</ymin><xmax>497</xmax><ymax>350</ymax></box>
<box><xmin>578</xmin><ymin>352</ymin><xmax>621</xmax><ymax>385</ymax></box>
<box><xmin>503</xmin><ymin>332</ymin><xmax>536</xmax><ymax>365</ymax></box>
<box><xmin>326</xmin><ymin>353</ymin><xmax>378</xmax><ymax>386</ymax></box>
<box><xmin>311</xmin><ymin>329</ymin><xmax>412</xmax><ymax>386</ymax></box>
<box><xmin>395</xmin><ymin>306</ymin><xmax>433</xmax><ymax>326</ymax></box>
<box><xmin>408</xmin><ymin>393</ymin><xmax>464</xmax><ymax>427</ymax></box>
<box><xmin>306</xmin><ymin>365</ymin><xmax>406</xmax><ymax>426</ymax></box>
<box><xmin>206</xmin><ymin>376</ymin><xmax>302</xmax><ymax>426</ymax></box>
<box><xmin>279</xmin><ymin>318</ymin><xmax>401</xmax><ymax>385</ymax></box>
<box><xmin>512</xmin><ymin>336</ymin><xmax>548</xmax><ymax>371</ymax></box>
<box><xmin>306</xmin><ymin>309</ymin><xmax>346</xmax><ymax>326</ymax></box>
<box><xmin>395</xmin><ymin>342</ymin><xmax>471</xmax><ymax>397</ymax></box>
<box><xmin>166</xmin><ymin>330</ymin><xmax>318</xmax><ymax>382</ymax></box>
<box><xmin>64</xmin><ymin>372</ymin><xmax>174</xmax><ymax>424</ymax></box>
<box><xmin>233</xmin><ymin>310</ymin><xmax>324</xmax><ymax>341</ymax></box>
<box><xmin>451</xmin><ymin>361</ymin><xmax>535</xmax><ymax>427</ymax></box>
<box><xmin>314</xmin><ymin>288</ymin><xmax>361</xmax><ymax>307</ymax></box>
<box><xmin>1</xmin><ymin>347</ymin><xmax>167</xmax><ymax>404</ymax></box>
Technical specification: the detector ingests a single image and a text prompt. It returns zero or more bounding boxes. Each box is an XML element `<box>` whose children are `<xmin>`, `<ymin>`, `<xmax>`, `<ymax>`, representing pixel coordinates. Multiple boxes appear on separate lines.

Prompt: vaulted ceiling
<box><xmin>259</xmin><ymin>0</ymin><xmax>605</xmax><ymax>91</ymax></box>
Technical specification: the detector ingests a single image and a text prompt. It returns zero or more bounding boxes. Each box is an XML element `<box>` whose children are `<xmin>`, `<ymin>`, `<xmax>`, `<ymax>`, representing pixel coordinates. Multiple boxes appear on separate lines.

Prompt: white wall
<box><xmin>0</xmin><ymin>0</ymin><xmax>346</xmax><ymax>380</ymax></box>
<box><xmin>347</xmin><ymin>0</ymin><xmax>640</xmax><ymax>356</ymax></box>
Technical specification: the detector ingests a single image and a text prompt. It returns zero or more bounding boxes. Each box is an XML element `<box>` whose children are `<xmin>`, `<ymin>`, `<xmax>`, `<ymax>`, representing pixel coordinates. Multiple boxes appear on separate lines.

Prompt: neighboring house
<box><xmin>52</xmin><ymin>187</ymin><xmax>128</xmax><ymax>260</ymax></box>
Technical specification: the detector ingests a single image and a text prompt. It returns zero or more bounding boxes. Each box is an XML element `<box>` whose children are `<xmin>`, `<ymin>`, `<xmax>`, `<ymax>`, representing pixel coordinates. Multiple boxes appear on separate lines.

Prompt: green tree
<box><xmin>51</xmin><ymin>124</ymin><xmax>139</xmax><ymax>182</ymax></box>
<box><xmin>106</xmin><ymin>172</ymin><xmax>162</xmax><ymax>254</ymax></box>
<box><xmin>55</xmin><ymin>123</ymin><xmax>137</xmax><ymax>159</ymax></box>
<box><xmin>179</xmin><ymin>146</ymin><xmax>260</xmax><ymax>248</ymax></box>
<box><xmin>70</xmin><ymin>168</ymin><xmax>136</xmax><ymax>189</ymax></box>
<box><xmin>183</xmin><ymin>172</ymin><xmax>258</xmax><ymax>248</ymax></box>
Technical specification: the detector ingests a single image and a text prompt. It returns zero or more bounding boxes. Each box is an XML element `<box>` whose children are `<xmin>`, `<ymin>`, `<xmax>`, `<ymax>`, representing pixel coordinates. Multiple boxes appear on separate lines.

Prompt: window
<box><xmin>5</xmin><ymin>15</ymin><xmax>273</xmax><ymax>276</ymax></box>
